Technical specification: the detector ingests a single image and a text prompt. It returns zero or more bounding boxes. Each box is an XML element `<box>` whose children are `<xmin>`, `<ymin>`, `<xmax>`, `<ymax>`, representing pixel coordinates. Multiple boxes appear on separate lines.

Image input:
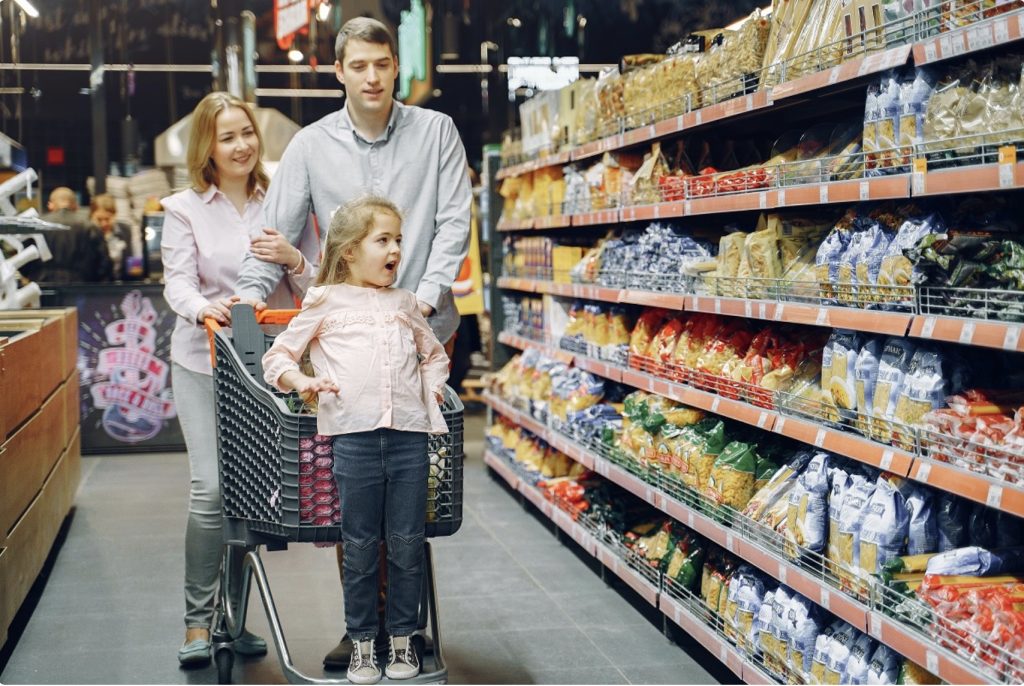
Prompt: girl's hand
<box><xmin>251</xmin><ymin>227</ymin><xmax>302</xmax><ymax>270</ymax></box>
<box><xmin>294</xmin><ymin>375</ymin><xmax>340</xmax><ymax>403</ymax></box>
<box><xmin>198</xmin><ymin>296</ymin><xmax>240</xmax><ymax>325</ymax></box>
<box><xmin>434</xmin><ymin>391</ymin><xmax>444</xmax><ymax>405</ymax></box>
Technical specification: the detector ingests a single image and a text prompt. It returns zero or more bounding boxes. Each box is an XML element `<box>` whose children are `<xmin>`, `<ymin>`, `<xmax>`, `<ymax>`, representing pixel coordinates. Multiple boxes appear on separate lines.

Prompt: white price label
<box><xmin>820</xmin><ymin>588</ymin><xmax>831</xmax><ymax>610</ymax></box>
<box><xmin>995</xmin><ymin>18</ymin><xmax>1011</xmax><ymax>44</ymax></box>
<box><xmin>758</xmin><ymin>303</ymin><xmax>767</xmax><ymax>320</ymax></box>
<box><xmin>775</xmin><ymin>303</ymin><xmax>786</xmax><ymax>321</ymax></box>
<box><xmin>820</xmin><ymin>184</ymin><xmax>829</xmax><ymax>203</ymax></box>
<box><xmin>917</xmin><ymin>462</ymin><xmax>932</xmax><ymax>484</ymax></box>
<box><xmin>925</xmin><ymin>651</ymin><xmax>939</xmax><ymax>675</ymax></box>
<box><xmin>687</xmin><ymin>511</ymin><xmax>695</xmax><ymax>528</ymax></box>
<box><xmin>757</xmin><ymin>412</ymin><xmax>770</xmax><ymax>429</ymax></box>
<box><xmin>714</xmin><ymin>298</ymin><xmax>722</xmax><ymax>314</ymax></box>
<box><xmin>1003</xmin><ymin>325</ymin><xmax>1022</xmax><ymax>351</ymax></box>
<box><xmin>777</xmin><ymin>189</ymin><xmax>786</xmax><ymax>207</ymax></box>
<box><xmin>776</xmin><ymin>417</ymin><xmax>787</xmax><ymax>434</ymax></box>
<box><xmin>912</xmin><ymin>171</ymin><xmax>926</xmax><ymax>195</ymax></box>
<box><xmin>711</xmin><ymin>396</ymin><xmax>721</xmax><ymax>413</ymax></box>
<box><xmin>726</xmin><ymin>532</ymin><xmax>735</xmax><ymax>552</ymax></box>
<box><xmin>921</xmin><ymin>316</ymin><xmax>937</xmax><ymax>339</ymax></box>
<box><xmin>684</xmin><ymin>200</ymin><xmax>693</xmax><ymax>216</ymax></box>
<box><xmin>814</xmin><ymin>428</ymin><xmax>827</xmax><ymax>448</ymax></box>
<box><xmin>859</xmin><ymin>181</ymin><xmax>870</xmax><ymax>200</ymax></box>
<box><xmin>968</xmin><ymin>25</ymin><xmax>994</xmax><ymax>51</ymax></box>
<box><xmin>653</xmin><ymin>204</ymin><xmax>660</xmax><ymax>219</ymax></box>
<box><xmin>939</xmin><ymin>34</ymin><xmax>953</xmax><ymax>56</ymax></box>
<box><xmin>596</xmin><ymin>459</ymin><xmax>609</xmax><ymax>477</ymax></box>
<box><xmin>987</xmin><ymin>485</ymin><xmax>1004</xmax><ymax>508</ymax></box>
<box><xmin>1000</xmin><ymin>161</ymin><xmax>1015</xmax><ymax>188</ymax></box>
<box><xmin>778</xmin><ymin>564</ymin><xmax>787</xmax><ymax>584</ymax></box>
<box><xmin>870</xmin><ymin>614</ymin><xmax>882</xmax><ymax>639</ymax></box>
<box><xmin>746</xmin><ymin>94</ymin><xmax>754</xmax><ymax>111</ymax></box>
<box><xmin>959</xmin><ymin>321</ymin><xmax>976</xmax><ymax>345</ymax></box>
<box><xmin>923</xmin><ymin>41</ymin><xmax>938</xmax><ymax>63</ymax></box>
<box><xmin>1019</xmin><ymin>12</ymin><xmax>1024</xmax><ymax>36</ymax></box>
<box><xmin>648</xmin><ymin>124</ymin><xmax>656</xmax><ymax>139</ymax></box>
<box><xmin>720</xmin><ymin>644</ymin><xmax>728</xmax><ymax>663</ymax></box>
<box><xmin>759</xmin><ymin>191</ymin><xmax>768</xmax><ymax>209</ymax></box>
<box><xmin>828</xmin><ymin>66</ymin><xmax>841</xmax><ymax>84</ymax></box>
<box><xmin>880</xmin><ymin>450</ymin><xmax>895</xmax><ymax>471</ymax></box>
<box><xmin>815</xmin><ymin>308</ymin><xmax>829</xmax><ymax>326</ymax></box>
<box><xmin>676</xmin><ymin>115</ymin><xmax>684</xmax><ymax>131</ymax></box>
<box><xmin>744</xmin><ymin>301</ymin><xmax>753</xmax><ymax>318</ymax></box>
<box><xmin>950</xmin><ymin>33</ymin><xmax>967</xmax><ymax>56</ymax></box>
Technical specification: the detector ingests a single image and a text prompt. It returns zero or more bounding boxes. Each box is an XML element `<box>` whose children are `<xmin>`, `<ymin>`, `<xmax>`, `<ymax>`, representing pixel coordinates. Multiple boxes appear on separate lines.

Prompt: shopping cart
<box><xmin>206</xmin><ymin>304</ymin><xmax>464</xmax><ymax>685</ymax></box>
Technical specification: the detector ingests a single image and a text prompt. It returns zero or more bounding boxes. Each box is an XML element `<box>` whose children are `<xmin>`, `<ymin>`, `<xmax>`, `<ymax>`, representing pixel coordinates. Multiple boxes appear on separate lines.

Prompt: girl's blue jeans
<box><xmin>332</xmin><ymin>428</ymin><xmax>428</xmax><ymax>641</ymax></box>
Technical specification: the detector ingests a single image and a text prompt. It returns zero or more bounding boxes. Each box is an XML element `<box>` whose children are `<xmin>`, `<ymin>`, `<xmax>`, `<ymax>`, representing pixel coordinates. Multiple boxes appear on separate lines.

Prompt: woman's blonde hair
<box><xmin>317</xmin><ymin>195</ymin><xmax>403</xmax><ymax>286</ymax></box>
<box><xmin>89</xmin><ymin>193</ymin><xmax>116</xmax><ymax>216</ymax></box>
<box><xmin>186</xmin><ymin>91</ymin><xmax>269</xmax><ymax>196</ymax></box>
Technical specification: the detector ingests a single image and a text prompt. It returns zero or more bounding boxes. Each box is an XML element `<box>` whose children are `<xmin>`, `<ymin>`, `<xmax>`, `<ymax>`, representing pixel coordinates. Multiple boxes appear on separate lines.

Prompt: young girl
<box><xmin>262</xmin><ymin>196</ymin><xmax>449</xmax><ymax>684</ymax></box>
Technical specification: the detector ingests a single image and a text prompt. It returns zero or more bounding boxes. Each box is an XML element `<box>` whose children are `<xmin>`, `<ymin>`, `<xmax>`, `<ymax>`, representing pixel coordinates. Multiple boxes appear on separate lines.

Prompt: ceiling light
<box><xmin>317</xmin><ymin>2</ymin><xmax>330</xmax><ymax>22</ymax></box>
<box><xmin>288</xmin><ymin>49</ymin><xmax>303</xmax><ymax>63</ymax></box>
<box><xmin>577</xmin><ymin>15</ymin><xmax>587</xmax><ymax>28</ymax></box>
<box><xmin>507</xmin><ymin>17</ymin><xmax>521</xmax><ymax>28</ymax></box>
<box><xmin>12</xmin><ymin>0</ymin><xmax>39</xmax><ymax>18</ymax></box>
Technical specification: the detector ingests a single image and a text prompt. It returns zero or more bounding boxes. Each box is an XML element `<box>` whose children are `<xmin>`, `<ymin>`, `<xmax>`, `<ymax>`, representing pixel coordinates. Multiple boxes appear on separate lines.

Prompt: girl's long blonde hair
<box><xmin>186</xmin><ymin>91</ymin><xmax>269</xmax><ymax>197</ymax></box>
<box><xmin>317</xmin><ymin>195</ymin><xmax>403</xmax><ymax>286</ymax></box>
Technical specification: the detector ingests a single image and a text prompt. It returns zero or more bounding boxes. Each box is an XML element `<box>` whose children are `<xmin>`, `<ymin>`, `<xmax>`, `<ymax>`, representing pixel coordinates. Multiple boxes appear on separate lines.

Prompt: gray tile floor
<box><xmin>1</xmin><ymin>411</ymin><xmax>726</xmax><ymax>685</ymax></box>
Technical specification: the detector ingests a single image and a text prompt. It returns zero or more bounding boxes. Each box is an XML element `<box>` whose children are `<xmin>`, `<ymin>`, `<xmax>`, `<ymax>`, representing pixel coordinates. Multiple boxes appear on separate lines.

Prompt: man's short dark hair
<box><xmin>335</xmin><ymin>17</ymin><xmax>397</xmax><ymax>63</ymax></box>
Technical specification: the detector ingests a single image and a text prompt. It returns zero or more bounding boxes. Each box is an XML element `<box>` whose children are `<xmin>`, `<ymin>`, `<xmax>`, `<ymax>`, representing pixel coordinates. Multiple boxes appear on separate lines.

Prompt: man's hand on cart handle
<box><xmin>434</xmin><ymin>391</ymin><xmax>443</xmax><ymax>405</ymax></box>
<box><xmin>280</xmin><ymin>370</ymin><xmax>340</xmax><ymax>404</ymax></box>
<box><xmin>198</xmin><ymin>296</ymin><xmax>240</xmax><ymax>325</ymax></box>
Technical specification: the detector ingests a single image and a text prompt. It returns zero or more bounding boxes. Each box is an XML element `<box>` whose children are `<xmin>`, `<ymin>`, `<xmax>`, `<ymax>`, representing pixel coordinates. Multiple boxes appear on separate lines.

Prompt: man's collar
<box><xmin>339</xmin><ymin>99</ymin><xmax>404</xmax><ymax>143</ymax></box>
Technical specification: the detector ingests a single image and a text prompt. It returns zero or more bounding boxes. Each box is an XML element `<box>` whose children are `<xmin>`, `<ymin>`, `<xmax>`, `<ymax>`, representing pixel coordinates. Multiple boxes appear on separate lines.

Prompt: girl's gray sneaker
<box><xmin>385</xmin><ymin>635</ymin><xmax>420</xmax><ymax>680</ymax></box>
<box><xmin>346</xmin><ymin>638</ymin><xmax>381</xmax><ymax>685</ymax></box>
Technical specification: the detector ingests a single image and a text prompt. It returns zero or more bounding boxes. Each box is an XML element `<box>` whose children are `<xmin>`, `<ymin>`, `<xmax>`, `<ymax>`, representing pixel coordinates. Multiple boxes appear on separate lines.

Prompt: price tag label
<box><xmin>923</xmin><ymin>41</ymin><xmax>938</xmax><ymax>63</ymax></box>
<box><xmin>815</xmin><ymin>308</ymin><xmax>829</xmax><ymax>326</ymax></box>
<box><xmin>860</xmin><ymin>181</ymin><xmax>870</xmax><ymax>201</ymax></box>
<box><xmin>687</xmin><ymin>511</ymin><xmax>695</xmax><ymax>528</ymax></box>
<box><xmin>988</xmin><ymin>485</ymin><xmax>1004</xmax><ymax>508</ymax></box>
<box><xmin>939</xmin><ymin>34</ymin><xmax>953</xmax><ymax>56</ymax></box>
<box><xmin>820</xmin><ymin>588</ymin><xmax>831</xmax><ymax>610</ymax></box>
<box><xmin>880</xmin><ymin>449</ymin><xmax>895</xmax><ymax>471</ymax></box>
<box><xmin>758</xmin><ymin>303</ymin><xmax>768</xmax><ymax>320</ymax></box>
<box><xmin>999</xmin><ymin>146</ymin><xmax>1016</xmax><ymax>188</ymax></box>
<box><xmin>1003</xmin><ymin>325</ymin><xmax>1022</xmax><ymax>351</ymax></box>
<box><xmin>778</xmin><ymin>564</ymin><xmax>788</xmax><ymax>584</ymax></box>
<box><xmin>912</xmin><ymin>158</ymin><xmax>927</xmax><ymax>194</ymax></box>
<box><xmin>995</xmin><ymin>17</ymin><xmax>1011</xmax><ymax>44</ymax></box>
<box><xmin>968</xmin><ymin>25</ymin><xmax>994</xmax><ymax>51</ymax></box>
<box><xmin>684</xmin><ymin>199</ymin><xmax>693</xmax><ymax>216</ymax></box>
<box><xmin>776</xmin><ymin>417</ymin><xmax>787</xmax><ymax>434</ymax></box>
<box><xmin>759</xmin><ymin>191</ymin><xmax>768</xmax><ymax>209</ymax></box>
<box><xmin>720</xmin><ymin>644</ymin><xmax>728</xmax><ymax>663</ymax></box>
<box><xmin>959</xmin><ymin>320</ymin><xmax>976</xmax><ymax>345</ymax></box>
<box><xmin>926</xmin><ymin>651</ymin><xmax>939</xmax><ymax>675</ymax></box>
<box><xmin>775</xmin><ymin>303</ymin><xmax>786</xmax><ymax>321</ymax></box>
<box><xmin>828</xmin><ymin>66</ymin><xmax>841</xmax><ymax>84</ymax></box>
<box><xmin>1019</xmin><ymin>12</ymin><xmax>1024</xmax><ymax>36</ymax></box>
<box><xmin>757</xmin><ymin>412</ymin><xmax>770</xmax><ymax>429</ymax></box>
<box><xmin>714</xmin><ymin>298</ymin><xmax>722</xmax><ymax>314</ymax></box>
<box><xmin>711</xmin><ymin>396</ymin><xmax>721</xmax><ymax>413</ymax></box>
<box><xmin>595</xmin><ymin>459</ymin><xmax>609</xmax><ymax>477</ymax></box>
<box><xmin>870</xmin><ymin>614</ymin><xmax>882</xmax><ymax>639</ymax></box>
<box><xmin>676</xmin><ymin>114</ymin><xmax>684</xmax><ymax>132</ymax></box>
<box><xmin>746</xmin><ymin>94</ymin><xmax>754</xmax><ymax>111</ymax></box>
<box><xmin>777</xmin><ymin>189</ymin><xmax>786</xmax><ymax>207</ymax></box>
<box><xmin>744</xmin><ymin>301</ymin><xmax>753</xmax><ymax>318</ymax></box>
<box><xmin>693</xmin><ymin>109</ymin><xmax>703</xmax><ymax>126</ymax></box>
<box><xmin>648</xmin><ymin>124</ymin><xmax>656</xmax><ymax>139</ymax></box>
<box><xmin>920</xmin><ymin>316</ymin><xmax>937</xmax><ymax>339</ymax></box>
<box><xmin>820</xmin><ymin>184</ymin><xmax>830</xmax><ymax>203</ymax></box>
<box><xmin>814</xmin><ymin>428</ymin><xmax>827</xmax><ymax>448</ymax></box>
<box><xmin>726</xmin><ymin>532</ymin><xmax>735</xmax><ymax>553</ymax></box>
<box><xmin>917</xmin><ymin>462</ymin><xmax>932</xmax><ymax>484</ymax></box>
<box><xmin>653</xmin><ymin>204</ymin><xmax>660</xmax><ymax>219</ymax></box>
<box><xmin>951</xmin><ymin>32</ymin><xmax>967</xmax><ymax>56</ymax></box>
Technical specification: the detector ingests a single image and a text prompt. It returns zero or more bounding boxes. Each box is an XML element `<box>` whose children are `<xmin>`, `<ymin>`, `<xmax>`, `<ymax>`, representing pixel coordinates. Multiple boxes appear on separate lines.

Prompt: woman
<box><xmin>161</xmin><ymin>91</ymin><xmax>315</xmax><ymax>667</ymax></box>
<box><xmin>88</xmin><ymin>193</ymin><xmax>127</xmax><ymax>279</ymax></box>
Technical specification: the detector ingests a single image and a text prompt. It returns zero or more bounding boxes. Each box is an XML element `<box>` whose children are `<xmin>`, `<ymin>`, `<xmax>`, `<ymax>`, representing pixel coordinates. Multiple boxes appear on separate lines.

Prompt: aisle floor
<box><xmin>1</xmin><ymin>412</ymin><xmax>726</xmax><ymax>685</ymax></box>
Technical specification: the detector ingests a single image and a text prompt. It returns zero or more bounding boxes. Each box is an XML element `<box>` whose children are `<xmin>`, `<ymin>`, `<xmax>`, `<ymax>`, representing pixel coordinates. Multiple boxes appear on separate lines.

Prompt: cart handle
<box><xmin>204</xmin><ymin>307</ymin><xmax>301</xmax><ymax>368</ymax></box>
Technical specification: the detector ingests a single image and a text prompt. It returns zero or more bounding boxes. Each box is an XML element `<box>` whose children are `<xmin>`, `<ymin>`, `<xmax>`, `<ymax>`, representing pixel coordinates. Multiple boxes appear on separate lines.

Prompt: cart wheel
<box><xmin>215</xmin><ymin>648</ymin><xmax>234</xmax><ymax>685</ymax></box>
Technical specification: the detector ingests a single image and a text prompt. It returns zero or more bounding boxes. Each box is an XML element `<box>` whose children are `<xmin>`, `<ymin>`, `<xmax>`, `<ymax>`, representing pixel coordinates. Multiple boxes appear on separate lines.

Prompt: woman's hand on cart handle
<box><xmin>197</xmin><ymin>296</ymin><xmax>239</xmax><ymax>325</ymax></box>
<box><xmin>434</xmin><ymin>391</ymin><xmax>444</xmax><ymax>405</ymax></box>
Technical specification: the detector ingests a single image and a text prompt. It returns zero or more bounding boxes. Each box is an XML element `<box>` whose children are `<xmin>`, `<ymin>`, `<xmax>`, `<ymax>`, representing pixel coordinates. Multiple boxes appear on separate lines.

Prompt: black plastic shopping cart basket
<box><xmin>206</xmin><ymin>304</ymin><xmax>464</xmax><ymax>684</ymax></box>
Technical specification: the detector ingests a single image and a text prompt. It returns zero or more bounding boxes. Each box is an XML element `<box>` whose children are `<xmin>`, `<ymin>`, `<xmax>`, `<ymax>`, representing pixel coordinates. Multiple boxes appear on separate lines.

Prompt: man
<box><xmin>235</xmin><ymin>16</ymin><xmax>471</xmax><ymax>671</ymax></box>
<box><xmin>23</xmin><ymin>187</ymin><xmax>112</xmax><ymax>283</ymax></box>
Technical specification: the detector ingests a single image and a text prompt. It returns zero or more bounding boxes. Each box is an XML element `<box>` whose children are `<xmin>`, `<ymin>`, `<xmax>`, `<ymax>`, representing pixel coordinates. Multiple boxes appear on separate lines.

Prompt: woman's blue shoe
<box><xmin>234</xmin><ymin>631</ymin><xmax>268</xmax><ymax>657</ymax></box>
<box><xmin>177</xmin><ymin>638</ymin><xmax>211</xmax><ymax>667</ymax></box>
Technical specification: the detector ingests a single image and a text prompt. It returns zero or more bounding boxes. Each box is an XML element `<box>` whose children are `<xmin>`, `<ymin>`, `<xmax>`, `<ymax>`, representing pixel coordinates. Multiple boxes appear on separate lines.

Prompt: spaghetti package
<box><xmin>871</xmin><ymin>338</ymin><xmax>919</xmax><ymax>443</ymax></box>
<box><xmin>827</xmin><ymin>467</ymin><xmax>852</xmax><ymax>576</ymax></box>
<box><xmin>859</xmin><ymin>476</ymin><xmax>911</xmax><ymax>576</ymax></box>
<box><xmin>903</xmin><ymin>484</ymin><xmax>939</xmax><ymax>556</ymax></box>
<box><xmin>837</xmin><ymin>476</ymin><xmax>878</xmax><ymax>593</ymax></box>
<box><xmin>865</xmin><ymin>642</ymin><xmax>901</xmax><ymax>685</ymax></box>
<box><xmin>878</xmin><ymin>215</ymin><xmax>943</xmax><ymax>304</ymax></box>
<box><xmin>786</xmin><ymin>451</ymin><xmax>832</xmax><ymax>557</ymax></box>
<box><xmin>840</xmin><ymin>632</ymin><xmax>877</xmax><ymax>685</ymax></box>
<box><xmin>829</xmin><ymin>330</ymin><xmax>866</xmax><ymax>419</ymax></box>
<box><xmin>788</xmin><ymin>594</ymin><xmax>826</xmax><ymax>678</ymax></box>
<box><xmin>816</xmin><ymin>228</ymin><xmax>851</xmax><ymax>302</ymax></box>
<box><xmin>854</xmin><ymin>338</ymin><xmax>884</xmax><ymax>435</ymax></box>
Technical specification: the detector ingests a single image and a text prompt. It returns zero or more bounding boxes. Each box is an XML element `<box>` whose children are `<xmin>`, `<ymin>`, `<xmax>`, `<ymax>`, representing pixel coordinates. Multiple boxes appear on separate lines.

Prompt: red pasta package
<box><xmin>653</xmin><ymin>317</ymin><xmax>686</xmax><ymax>363</ymax></box>
<box><xmin>629</xmin><ymin>309</ymin><xmax>670</xmax><ymax>359</ymax></box>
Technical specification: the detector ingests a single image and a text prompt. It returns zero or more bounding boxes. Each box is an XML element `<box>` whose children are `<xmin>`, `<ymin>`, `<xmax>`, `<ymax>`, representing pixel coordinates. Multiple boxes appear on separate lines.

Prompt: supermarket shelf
<box><xmin>485</xmin><ymin>395</ymin><xmax>997</xmax><ymax>686</ymax></box>
<box><xmin>495</xmin><ymin>151</ymin><xmax>572</xmax><ymax>181</ymax></box>
<box><xmin>534</xmin><ymin>214</ymin><xmax>572</xmax><ymax>229</ymax></box>
<box><xmin>772</xmin><ymin>414</ymin><xmax>915</xmax><ymax>477</ymax></box>
<box><xmin>571</xmin><ymin>208</ymin><xmax>620</xmax><ymax>226</ymax></box>
<box><xmin>915</xmin><ymin>160</ymin><xmax>1024</xmax><ymax>196</ymax></box>
<box><xmin>496</xmin><ymin>330</ymin><xmax>574</xmax><ymax>365</ymax></box>
<box><xmin>913</xmin><ymin>8</ymin><xmax>1024</xmax><ymax>65</ymax></box>
<box><xmin>658</xmin><ymin>594</ymin><xmax>749</xmax><ymax>682</ymax></box>
<box><xmin>910</xmin><ymin>313</ymin><xmax>1024</xmax><ymax>353</ymax></box>
<box><xmin>496</xmin><ymin>218</ymin><xmax>535</xmax><ymax>232</ymax></box>
<box><xmin>769</xmin><ymin>44</ymin><xmax>912</xmax><ymax>101</ymax></box>
<box><xmin>686</xmin><ymin>295</ymin><xmax>914</xmax><ymax>337</ymax></box>
<box><xmin>909</xmin><ymin>456</ymin><xmax>1024</xmax><ymax>518</ymax></box>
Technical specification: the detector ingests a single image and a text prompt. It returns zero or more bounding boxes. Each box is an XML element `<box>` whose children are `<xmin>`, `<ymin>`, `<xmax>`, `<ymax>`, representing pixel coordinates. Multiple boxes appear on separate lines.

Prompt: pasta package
<box><xmin>854</xmin><ymin>338</ymin><xmax>883</xmax><ymax>435</ymax></box>
<box><xmin>816</xmin><ymin>228</ymin><xmax>850</xmax><ymax>302</ymax></box>
<box><xmin>829</xmin><ymin>330</ymin><xmax>865</xmax><ymax>417</ymax></box>
<box><xmin>785</xmin><ymin>451</ymin><xmax>831</xmax><ymax>557</ymax></box>
<box><xmin>827</xmin><ymin>469</ymin><xmax>851</xmax><ymax>577</ymax></box>
<box><xmin>892</xmin><ymin>349</ymin><xmax>968</xmax><ymax>445</ymax></box>
<box><xmin>837</xmin><ymin>476</ymin><xmax>877</xmax><ymax>594</ymax></box>
<box><xmin>858</xmin><ymin>476</ymin><xmax>911</xmax><ymax>577</ymax></box>
<box><xmin>707</xmin><ymin>441</ymin><xmax>758</xmax><ymax>510</ymax></box>
<box><xmin>871</xmin><ymin>338</ymin><xmax>919</xmax><ymax>443</ymax></box>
